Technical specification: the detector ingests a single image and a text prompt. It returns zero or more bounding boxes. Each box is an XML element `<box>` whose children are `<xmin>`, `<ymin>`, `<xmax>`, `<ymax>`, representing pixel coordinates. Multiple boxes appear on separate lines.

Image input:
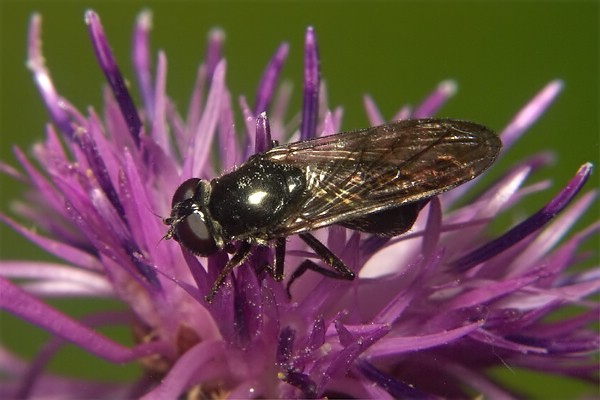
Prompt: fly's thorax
<box><xmin>208</xmin><ymin>158</ymin><xmax>306</xmax><ymax>240</ymax></box>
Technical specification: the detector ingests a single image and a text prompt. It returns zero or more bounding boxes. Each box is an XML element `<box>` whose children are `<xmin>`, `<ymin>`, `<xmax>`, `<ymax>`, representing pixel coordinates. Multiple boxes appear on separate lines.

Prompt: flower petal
<box><xmin>452</xmin><ymin>163</ymin><xmax>593</xmax><ymax>272</ymax></box>
<box><xmin>140</xmin><ymin>340</ymin><xmax>226</xmax><ymax>400</ymax></box>
<box><xmin>185</xmin><ymin>60</ymin><xmax>226</xmax><ymax>178</ymax></box>
<box><xmin>367</xmin><ymin>321</ymin><xmax>483</xmax><ymax>358</ymax></box>
<box><xmin>300</xmin><ymin>27</ymin><xmax>320</xmax><ymax>140</ymax></box>
<box><xmin>501</xmin><ymin>80</ymin><xmax>563</xmax><ymax>151</ymax></box>
<box><xmin>255</xmin><ymin>43</ymin><xmax>289</xmax><ymax>115</ymax></box>
<box><xmin>413</xmin><ymin>80</ymin><xmax>457</xmax><ymax>118</ymax></box>
<box><xmin>0</xmin><ymin>277</ymin><xmax>169</xmax><ymax>362</ymax></box>
<box><xmin>133</xmin><ymin>10</ymin><xmax>154</xmax><ymax>118</ymax></box>
<box><xmin>357</xmin><ymin>360</ymin><xmax>435</xmax><ymax>399</ymax></box>
<box><xmin>85</xmin><ymin>10</ymin><xmax>142</xmax><ymax>144</ymax></box>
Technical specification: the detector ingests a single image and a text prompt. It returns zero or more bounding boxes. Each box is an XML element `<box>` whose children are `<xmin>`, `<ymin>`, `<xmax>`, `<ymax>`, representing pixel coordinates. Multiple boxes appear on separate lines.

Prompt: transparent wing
<box><xmin>261</xmin><ymin>118</ymin><xmax>502</xmax><ymax>235</ymax></box>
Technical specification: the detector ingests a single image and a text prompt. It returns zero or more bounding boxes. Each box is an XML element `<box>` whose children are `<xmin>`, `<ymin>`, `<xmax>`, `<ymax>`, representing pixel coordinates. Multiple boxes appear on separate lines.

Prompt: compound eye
<box><xmin>175</xmin><ymin>212</ymin><xmax>218</xmax><ymax>256</ymax></box>
<box><xmin>172</xmin><ymin>178</ymin><xmax>201</xmax><ymax>207</ymax></box>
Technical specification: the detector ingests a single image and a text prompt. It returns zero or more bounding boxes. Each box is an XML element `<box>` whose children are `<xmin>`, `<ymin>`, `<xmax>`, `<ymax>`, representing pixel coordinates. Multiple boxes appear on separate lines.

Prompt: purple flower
<box><xmin>1</xmin><ymin>10</ymin><xmax>598</xmax><ymax>399</ymax></box>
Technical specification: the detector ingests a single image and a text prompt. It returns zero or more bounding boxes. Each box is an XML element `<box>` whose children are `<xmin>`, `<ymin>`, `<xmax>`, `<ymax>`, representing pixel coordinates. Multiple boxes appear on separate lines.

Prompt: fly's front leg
<box><xmin>206</xmin><ymin>241</ymin><xmax>252</xmax><ymax>303</ymax></box>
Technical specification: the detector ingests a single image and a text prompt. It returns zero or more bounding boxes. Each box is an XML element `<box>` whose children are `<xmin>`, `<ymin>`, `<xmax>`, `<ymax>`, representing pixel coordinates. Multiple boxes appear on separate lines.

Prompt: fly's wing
<box><xmin>263</xmin><ymin>118</ymin><xmax>502</xmax><ymax>236</ymax></box>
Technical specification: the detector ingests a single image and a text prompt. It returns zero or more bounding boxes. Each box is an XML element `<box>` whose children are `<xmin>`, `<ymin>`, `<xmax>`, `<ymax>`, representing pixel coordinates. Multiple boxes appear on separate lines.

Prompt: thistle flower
<box><xmin>1</xmin><ymin>10</ymin><xmax>598</xmax><ymax>399</ymax></box>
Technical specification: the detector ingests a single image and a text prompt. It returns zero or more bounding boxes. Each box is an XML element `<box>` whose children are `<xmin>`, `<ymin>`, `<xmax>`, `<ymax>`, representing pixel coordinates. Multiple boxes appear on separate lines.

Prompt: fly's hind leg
<box><xmin>264</xmin><ymin>236</ymin><xmax>286</xmax><ymax>281</ymax></box>
<box><xmin>286</xmin><ymin>232</ymin><xmax>355</xmax><ymax>297</ymax></box>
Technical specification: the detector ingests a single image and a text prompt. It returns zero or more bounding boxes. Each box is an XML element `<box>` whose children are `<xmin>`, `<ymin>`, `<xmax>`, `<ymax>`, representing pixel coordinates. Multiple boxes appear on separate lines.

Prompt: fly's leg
<box><xmin>273</xmin><ymin>237</ymin><xmax>286</xmax><ymax>281</ymax></box>
<box><xmin>286</xmin><ymin>232</ymin><xmax>355</xmax><ymax>297</ymax></box>
<box><xmin>206</xmin><ymin>241</ymin><xmax>252</xmax><ymax>303</ymax></box>
<box><xmin>263</xmin><ymin>236</ymin><xmax>286</xmax><ymax>281</ymax></box>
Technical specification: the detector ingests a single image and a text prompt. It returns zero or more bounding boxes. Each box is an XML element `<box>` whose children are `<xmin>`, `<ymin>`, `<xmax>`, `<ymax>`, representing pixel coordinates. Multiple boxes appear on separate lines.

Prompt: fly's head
<box><xmin>163</xmin><ymin>178</ymin><xmax>219</xmax><ymax>256</ymax></box>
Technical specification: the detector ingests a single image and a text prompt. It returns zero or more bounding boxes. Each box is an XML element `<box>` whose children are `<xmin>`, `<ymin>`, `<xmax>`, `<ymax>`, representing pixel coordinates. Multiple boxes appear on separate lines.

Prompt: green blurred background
<box><xmin>1</xmin><ymin>0</ymin><xmax>598</xmax><ymax>397</ymax></box>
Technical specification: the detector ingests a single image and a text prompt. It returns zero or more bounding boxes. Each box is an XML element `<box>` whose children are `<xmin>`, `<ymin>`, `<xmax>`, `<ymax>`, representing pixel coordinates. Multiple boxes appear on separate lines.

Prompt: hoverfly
<box><xmin>164</xmin><ymin>118</ymin><xmax>502</xmax><ymax>302</ymax></box>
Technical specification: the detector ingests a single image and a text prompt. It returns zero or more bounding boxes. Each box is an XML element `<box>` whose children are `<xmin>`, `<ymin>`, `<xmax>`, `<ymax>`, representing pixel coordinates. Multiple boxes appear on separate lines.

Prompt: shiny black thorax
<box><xmin>208</xmin><ymin>157</ymin><xmax>307</xmax><ymax>241</ymax></box>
